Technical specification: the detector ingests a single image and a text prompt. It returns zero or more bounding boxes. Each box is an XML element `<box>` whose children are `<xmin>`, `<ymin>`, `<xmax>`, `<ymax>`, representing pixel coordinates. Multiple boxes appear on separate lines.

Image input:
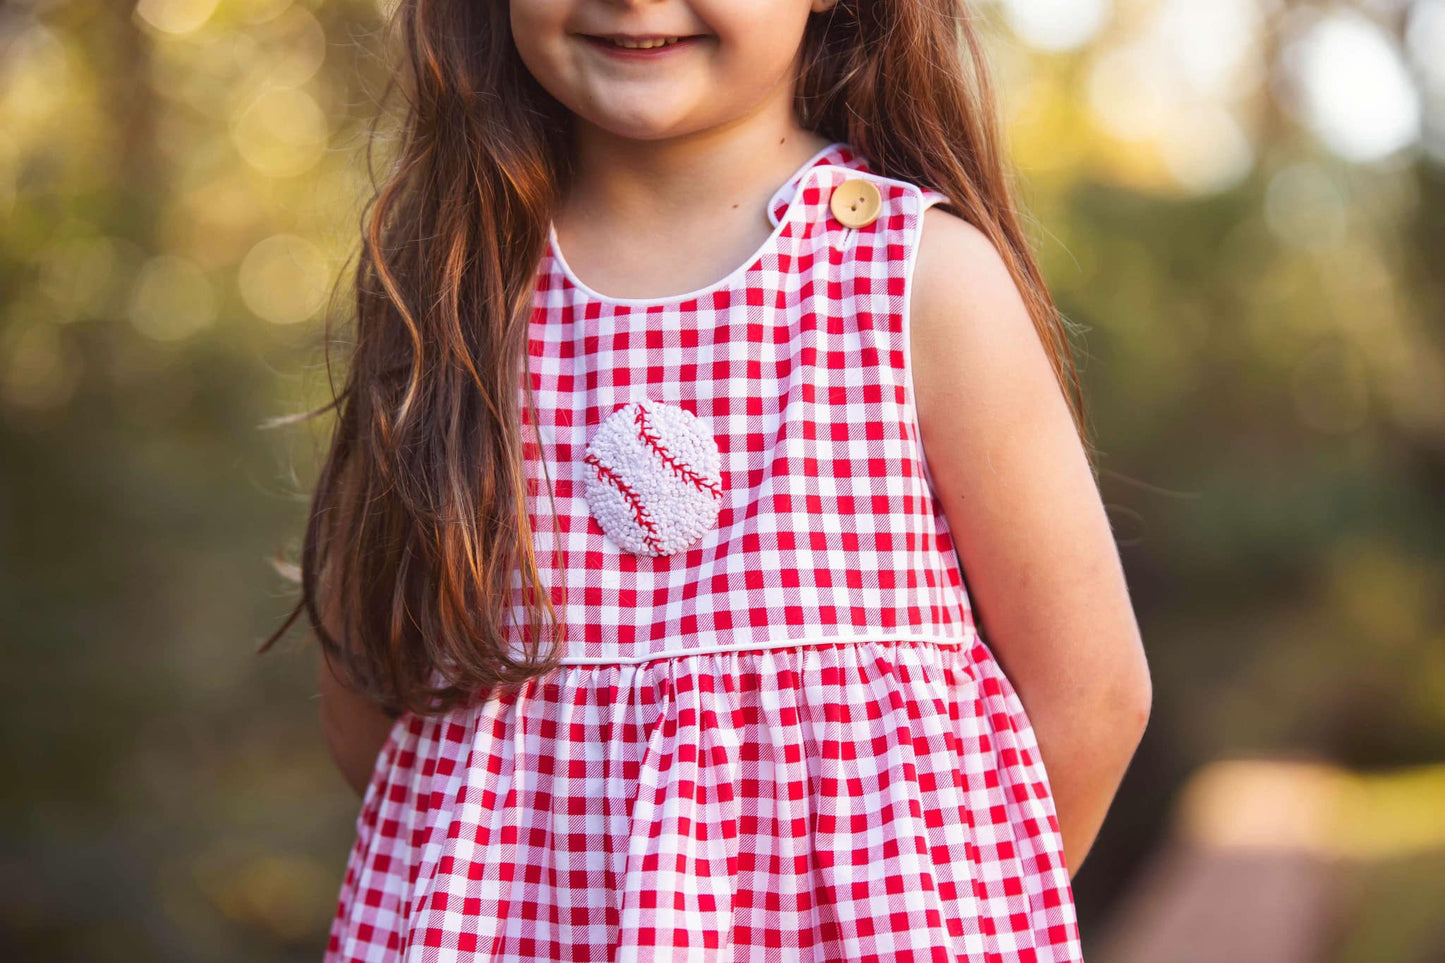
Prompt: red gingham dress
<box><xmin>325</xmin><ymin>141</ymin><xmax>1084</xmax><ymax>962</ymax></box>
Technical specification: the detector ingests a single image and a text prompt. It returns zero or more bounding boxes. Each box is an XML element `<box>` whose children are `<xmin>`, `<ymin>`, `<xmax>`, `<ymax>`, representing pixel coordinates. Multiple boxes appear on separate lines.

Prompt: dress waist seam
<box><xmin>549</xmin><ymin>629</ymin><xmax>976</xmax><ymax>667</ymax></box>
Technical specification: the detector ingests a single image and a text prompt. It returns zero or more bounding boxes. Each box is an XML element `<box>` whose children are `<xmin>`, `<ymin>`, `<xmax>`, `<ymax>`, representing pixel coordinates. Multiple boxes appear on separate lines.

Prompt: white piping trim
<box><xmin>551</xmin><ymin>629</ymin><xmax>976</xmax><ymax>666</ymax></box>
<box><xmin>546</xmin><ymin>141</ymin><xmax>851</xmax><ymax>307</ymax></box>
<box><xmin>901</xmin><ymin>183</ymin><xmax>940</xmax><ymax>499</ymax></box>
<box><xmin>766</xmin><ymin>140</ymin><xmax>852</xmax><ymax>227</ymax></box>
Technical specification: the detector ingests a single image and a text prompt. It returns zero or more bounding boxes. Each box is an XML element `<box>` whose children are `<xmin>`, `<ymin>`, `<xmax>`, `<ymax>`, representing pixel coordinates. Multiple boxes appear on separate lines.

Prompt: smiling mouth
<box><xmin>583</xmin><ymin>34</ymin><xmax>706</xmax><ymax>50</ymax></box>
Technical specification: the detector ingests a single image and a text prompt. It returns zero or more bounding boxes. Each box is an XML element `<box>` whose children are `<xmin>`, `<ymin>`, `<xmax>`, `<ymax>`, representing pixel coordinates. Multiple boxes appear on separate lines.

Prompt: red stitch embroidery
<box><xmin>633</xmin><ymin>403</ymin><xmax>723</xmax><ymax>497</ymax></box>
<box><xmin>583</xmin><ymin>451</ymin><xmax>663</xmax><ymax>554</ymax></box>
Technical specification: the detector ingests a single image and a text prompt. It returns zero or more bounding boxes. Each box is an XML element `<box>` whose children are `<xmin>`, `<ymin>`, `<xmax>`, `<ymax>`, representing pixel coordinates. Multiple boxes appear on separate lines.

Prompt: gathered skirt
<box><xmin>324</xmin><ymin>636</ymin><xmax>1083</xmax><ymax>962</ymax></box>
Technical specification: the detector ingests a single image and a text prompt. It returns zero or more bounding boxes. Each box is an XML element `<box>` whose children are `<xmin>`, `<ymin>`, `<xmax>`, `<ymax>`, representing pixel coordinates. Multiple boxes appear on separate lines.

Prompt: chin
<box><xmin>578</xmin><ymin>109</ymin><xmax>702</xmax><ymax>142</ymax></box>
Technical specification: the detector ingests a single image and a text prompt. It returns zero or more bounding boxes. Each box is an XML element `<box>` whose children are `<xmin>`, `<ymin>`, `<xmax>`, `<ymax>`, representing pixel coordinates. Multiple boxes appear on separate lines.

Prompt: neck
<box><xmin>559</xmin><ymin>108</ymin><xmax>833</xmax><ymax>232</ymax></box>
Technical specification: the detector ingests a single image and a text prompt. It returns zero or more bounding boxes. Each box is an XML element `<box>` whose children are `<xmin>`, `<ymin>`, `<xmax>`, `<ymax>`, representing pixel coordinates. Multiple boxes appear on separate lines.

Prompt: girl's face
<box><xmin>510</xmin><ymin>0</ymin><xmax>834</xmax><ymax>141</ymax></box>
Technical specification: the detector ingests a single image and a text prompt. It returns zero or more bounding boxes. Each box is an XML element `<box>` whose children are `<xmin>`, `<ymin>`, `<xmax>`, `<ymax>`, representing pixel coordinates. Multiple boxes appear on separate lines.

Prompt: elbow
<box><xmin>1087</xmin><ymin>637</ymin><xmax>1152</xmax><ymax>741</ymax></box>
<box><xmin>1127</xmin><ymin>677</ymin><xmax>1152</xmax><ymax>737</ymax></box>
<box><xmin>1114</xmin><ymin>655</ymin><xmax>1153</xmax><ymax>740</ymax></box>
<box><xmin>1076</xmin><ymin>672</ymin><xmax>1149</xmax><ymax>772</ymax></box>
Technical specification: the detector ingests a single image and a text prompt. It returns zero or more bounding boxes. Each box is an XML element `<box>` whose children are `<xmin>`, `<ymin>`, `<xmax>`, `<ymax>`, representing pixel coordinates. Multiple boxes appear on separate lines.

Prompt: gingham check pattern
<box><xmin>325</xmin><ymin>142</ymin><xmax>1084</xmax><ymax>962</ymax></box>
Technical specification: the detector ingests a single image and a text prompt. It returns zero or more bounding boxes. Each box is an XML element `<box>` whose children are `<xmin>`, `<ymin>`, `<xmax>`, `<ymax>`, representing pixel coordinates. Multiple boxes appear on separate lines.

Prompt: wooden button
<box><xmin>830</xmin><ymin>178</ymin><xmax>882</xmax><ymax>228</ymax></box>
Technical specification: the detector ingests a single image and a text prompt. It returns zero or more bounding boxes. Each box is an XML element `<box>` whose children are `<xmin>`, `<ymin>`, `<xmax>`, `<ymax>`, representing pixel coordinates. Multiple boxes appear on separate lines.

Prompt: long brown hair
<box><xmin>260</xmin><ymin>0</ymin><xmax>1094</xmax><ymax>718</ymax></box>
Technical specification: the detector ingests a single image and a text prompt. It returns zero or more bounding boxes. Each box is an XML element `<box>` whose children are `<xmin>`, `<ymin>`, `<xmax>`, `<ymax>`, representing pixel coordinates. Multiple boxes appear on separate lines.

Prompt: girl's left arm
<box><xmin>318</xmin><ymin>646</ymin><xmax>399</xmax><ymax>798</ymax></box>
<box><xmin>909</xmin><ymin>208</ymin><xmax>1153</xmax><ymax>881</ymax></box>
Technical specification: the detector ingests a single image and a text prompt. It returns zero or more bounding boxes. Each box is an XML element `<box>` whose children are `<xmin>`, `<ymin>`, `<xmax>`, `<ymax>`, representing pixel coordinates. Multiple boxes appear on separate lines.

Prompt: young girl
<box><xmin>265</xmin><ymin>0</ymin><xmax>1153</xmax><ymax>958</ymax></box>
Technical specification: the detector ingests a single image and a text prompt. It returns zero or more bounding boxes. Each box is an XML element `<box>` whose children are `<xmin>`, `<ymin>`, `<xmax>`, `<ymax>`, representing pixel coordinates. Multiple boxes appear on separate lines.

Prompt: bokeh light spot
<box><xmin>237</xmin><ymin>234</ymin><xmax>331</xmax><ymax>325</ymax></box>
<box><xmin>1000</xmin><ymin>0</ymin><xmax>1112</xmax><ymax>52</ymax></box>
<box><xmin>127</xmin><ymin>255</ymin><xmax>217</xmax><ymax>341</ymax></box>
<box><xmin>1087</xmin><ymin>42</ymin><xmax>1171</xmax><ymax>142</ymax></box>
<box><xmin>1285</xmin><ymin>11</ymin><xmax>1421</xmax><ymax>162</ymax></box>
<box><xmin>1</xmin><ymin>322</ymin><xmax>82</xmax><ymax>412</ymax></box>
<box><xmin>1406</xmin><ymin>0</ymin><xmax>1445</xmax><ymax>84</ymax></box>
<box><xmin>39</xmin><ymin>235</ymin><xmax>118</xmax><ymax>323</ymax></box>
<box><xmin>229</xmin><ymin>86</ymin><xmax>328</xmax><ymax>178</ymax></box>
<box><xmin>134</xmin><ymin>0</ymin><xmax>221</xmax><ymax>36</ymax></box>
<box><xmin>253</xmin><ymin>8</ymin><xmax>328</xmax><ymax>88</ymax></box>
<box><xmin>233</xmin><ymin>0</ymin><xmax>296</xmax><ymax>26</ymax></box>
<box><xmin>1157</xmin><ymin>107</ymin><xmax>1255</xmax><ymax>195</ymax></box>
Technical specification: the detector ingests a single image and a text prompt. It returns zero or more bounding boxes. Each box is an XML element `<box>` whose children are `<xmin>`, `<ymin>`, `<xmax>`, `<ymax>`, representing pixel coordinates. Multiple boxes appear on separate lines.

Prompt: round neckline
<box><xmin>545</xmin><ymin>140</ymin><xmax>849</xmax><ymax>308</ymax></box>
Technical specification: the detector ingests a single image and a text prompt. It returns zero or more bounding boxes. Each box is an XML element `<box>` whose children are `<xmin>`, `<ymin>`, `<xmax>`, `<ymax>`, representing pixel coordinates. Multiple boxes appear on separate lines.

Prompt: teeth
<box><xmin>608</xmin><ymin>37</ymin><xmax>681</xmax><ymax>49</ymax></box>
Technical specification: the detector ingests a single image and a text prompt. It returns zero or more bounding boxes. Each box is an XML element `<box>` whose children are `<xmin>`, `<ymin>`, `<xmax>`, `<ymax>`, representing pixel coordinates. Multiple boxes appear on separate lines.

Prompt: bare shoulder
<box><xmin>910</xmin><ymin>208</ymin><xmax>1054</xmax><ymax>398</ymax></box>
<box><xmin>908</xmin><ymin>206</ymin><xmax>1074</xmax><ymax>462</ymax></box>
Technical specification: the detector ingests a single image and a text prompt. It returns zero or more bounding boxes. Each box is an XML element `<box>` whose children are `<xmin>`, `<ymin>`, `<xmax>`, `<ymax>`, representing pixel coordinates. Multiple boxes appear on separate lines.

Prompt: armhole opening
<box><xmin>902</xmin><ymin>190</ymin><xmax>948</xmax><ymax>500</ymax></box>
<box><xmin>902</xmin><ymin>189</ymin><xmax>978</xmax><ymax>641</ymax></box>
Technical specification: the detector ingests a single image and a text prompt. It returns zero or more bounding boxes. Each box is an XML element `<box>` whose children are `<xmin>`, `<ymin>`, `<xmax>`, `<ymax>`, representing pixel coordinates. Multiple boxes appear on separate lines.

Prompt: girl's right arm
<box><xmin>318</xmin><ymin>647</ymin><xmax>398</xmax><ymax>798</ymax></box>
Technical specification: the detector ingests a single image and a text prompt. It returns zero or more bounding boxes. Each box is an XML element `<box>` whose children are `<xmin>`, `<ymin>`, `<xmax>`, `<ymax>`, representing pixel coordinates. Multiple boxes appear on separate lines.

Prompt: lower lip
<box><xmin>581</xmin><ymin>35</ymin><xmax>705</xmax><ymax>60</ymax></box>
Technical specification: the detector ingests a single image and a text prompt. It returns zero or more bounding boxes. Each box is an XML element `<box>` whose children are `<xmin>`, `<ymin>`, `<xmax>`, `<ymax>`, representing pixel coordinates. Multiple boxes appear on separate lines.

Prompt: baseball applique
<box><xmin>582</xmin><ymin>399</ymin><xmax>724</xmax><ymax>557</ymax></box>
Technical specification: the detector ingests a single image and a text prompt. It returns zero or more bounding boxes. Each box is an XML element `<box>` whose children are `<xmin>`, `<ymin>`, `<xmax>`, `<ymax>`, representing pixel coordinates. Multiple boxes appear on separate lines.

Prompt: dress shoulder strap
<box><xmin>919</xmin><ymin>186</ymin><xmax>951</xmax><ymax>212</ymax></box>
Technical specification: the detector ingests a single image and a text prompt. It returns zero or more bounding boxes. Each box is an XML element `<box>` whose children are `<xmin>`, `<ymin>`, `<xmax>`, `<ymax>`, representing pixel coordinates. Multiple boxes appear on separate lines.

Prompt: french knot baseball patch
<box><xmin>582</xmin><ymin>399</ymin><xmax>724</xmax><ymax>557</ymax></box>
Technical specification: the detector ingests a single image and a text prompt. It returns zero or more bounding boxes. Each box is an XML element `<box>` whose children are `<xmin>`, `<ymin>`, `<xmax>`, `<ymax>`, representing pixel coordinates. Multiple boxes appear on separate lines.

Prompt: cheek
<box><xmin>509</xmin><ymin>1</ymin><xmax>569</xmax><ymax>87</ymax></box>
<box><xmin>706</xmin><ymin>3</ymin><xmax>813</xmax><ymax>86</ymax></box>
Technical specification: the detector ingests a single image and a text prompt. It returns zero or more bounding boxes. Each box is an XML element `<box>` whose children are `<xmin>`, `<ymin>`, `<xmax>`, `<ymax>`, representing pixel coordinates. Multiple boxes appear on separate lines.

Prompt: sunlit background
<box><xmin>2</xmin><ymin>0</ymin><xmax>1443</xmax><ymax>959</ymax></box>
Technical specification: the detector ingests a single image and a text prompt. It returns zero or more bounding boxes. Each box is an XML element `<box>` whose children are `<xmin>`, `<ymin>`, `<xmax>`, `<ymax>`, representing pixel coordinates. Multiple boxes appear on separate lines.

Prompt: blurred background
<box><xmin>2</xmin><ymin>0</ymin><xmax>1442</xmax><ymax>959</ymax></box>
